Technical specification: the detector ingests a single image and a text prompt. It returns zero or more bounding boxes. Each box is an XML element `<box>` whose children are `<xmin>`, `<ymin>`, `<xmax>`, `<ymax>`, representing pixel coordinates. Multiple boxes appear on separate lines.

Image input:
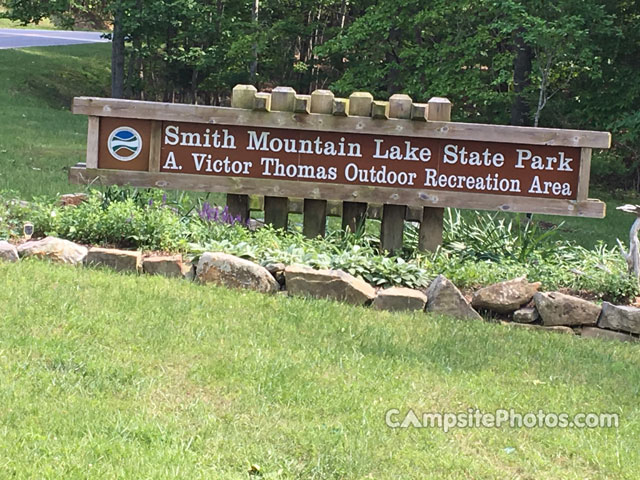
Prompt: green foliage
<box><xmin>593</xmin><ymin>111</ymin><xmax>640</xmax><ymax>190</ymax></box>
<box><xmin>3</xmin><ymin>189</ymin><xmax>637</xmax><ymax>301</ymax></box>
<box><xmin>192</xmin><ymin>225</ymin><xmax>432</xmax><ymax>289</ymax></box>
<box><xmin>4</xmin><ymin>0</ymin><xmax>640</xmax><ymax>188</ymax></box>
<box><xmin>440</xmin><ymin>210</ymin><xmax>562</xmax><ymax>263</ymax></box>
<box><xmin>29</xmin><ymin>192</ymin><xmax>190</xmax><ymax>251</ymax></box>
<box><xmin>0</xmin><ymin>192</ymin><xmax>34</xmax><ymax>240</ymax></box>
<box><xmin>430</xmin><ymin>211</ymin><xmax>638</xmax><ymax>302</ymax></box>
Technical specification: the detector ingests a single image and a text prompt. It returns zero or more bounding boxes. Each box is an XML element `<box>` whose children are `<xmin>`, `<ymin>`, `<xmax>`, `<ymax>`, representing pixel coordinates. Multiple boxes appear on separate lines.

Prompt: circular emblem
<box><xmin>107</xmin><ymin>126</ymin><xmax>142</xmax><ymax>161</ymax></box>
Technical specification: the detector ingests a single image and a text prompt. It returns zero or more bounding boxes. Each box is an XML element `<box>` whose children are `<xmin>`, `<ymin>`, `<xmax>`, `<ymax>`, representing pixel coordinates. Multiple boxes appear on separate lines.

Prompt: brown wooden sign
<box><xmin>70</xmin><ymin>93</ymin><xmax>609</xmax><ymax>219</ymax></box>
<box><xmin>98</xmin><ymin>119</ymin><xmax>581</xmax><ymax>200</ymax></box>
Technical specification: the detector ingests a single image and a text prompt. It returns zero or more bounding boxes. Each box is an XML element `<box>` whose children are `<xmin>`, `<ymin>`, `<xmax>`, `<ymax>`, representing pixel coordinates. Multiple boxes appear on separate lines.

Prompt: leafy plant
<box><xmin>1</xmin><ymin>189</ymin><xmax>637</xmax><ymax>301</ymax></box>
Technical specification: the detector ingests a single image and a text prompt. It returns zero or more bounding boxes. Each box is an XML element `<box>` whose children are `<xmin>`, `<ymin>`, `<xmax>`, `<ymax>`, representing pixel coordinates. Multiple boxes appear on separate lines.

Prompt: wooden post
<box><xmin>411</xmin><ymin>103</ymin><xmax>428</xmax><ymax>122</ymax></box>
<box><xmin>270</xmin><ymin>86</ymin><xmax>296</xmax><ymax>112</ymax></box>
<box><xmin>303</xmin><ymin>199</ymin><xmax>327</xmax><ymax>237</ymax></box>
<box><xmin>348</xmin><ymin>92</ymin><xmax>373</xmax><ymax>117</ymax></box>
<box><xmin>426</xmin><ymin>96</ymin><xmax>452</xmax><ymax>122</ymax></box>
<box><xmin>576</xmin><ymin>147</ymin><xmax>592</xmax><ymax>202</ymax></box>
<box><xmin>333</xmin><ymin>98</ymin><xmax>349</xmax><ymax>116</ymax></box>
<box><xmin>380</xmin><ymin>94</ymin><xmax>411</xmax><ymax>254</ymax></box>
<box><xmin>264</xmin><ymin>197</ymin><xmax>289</xmax><ymax>229</ymax></box>
<box><xmin>309</xmin><ymin>89</ymin><xmax>334</xmax><ymax>113</ymax></box>
<box><xmin>341</xmin><ymin>92</ymin><xmax>372</xmax><ymax>234</ymax></box>
<box><xmin>226</xmin><ymin>85</ymin><xmax>256</xmax><ymax>221</ymax></box>
<box><xmin>418</xmin><ymin>97</ymin><xmax>452</xmax><ymax>252</ymax></box>
<box><xmin>419</xmin><ymin>208</ymin><xmax>444</xmax><ymax>252</ymax></box>
<box><xmin>148</xmin><ymin>120</ymin><xmax>162</xmax><ymax>172</ymax></box>
<box><xmin>253</xmin><ymin>92</ymin><xmax>271</xmax><ymax>111</ymax></box>
<box><xmin>371</xmin><ymin>101</ymin><xmax>389</xmax><ymax>119</ymax></box>
<box><xmin>231</xmin><ymin>83</ymin><xmax>258</xmax><ymax>109</ymax></box>
<box><xmin>303</xmin><ymin>90</ymin><xmax>334</xmax><ymax>238</ymax></box>
<box><xmin>294</xmin><ymin>94</ymin><xmax>311</xmax><ymax>113</ymax></box>
<box><xmin>86</xmin><ymin>116</ymin><xmax>100</xmax><ymax>169</ymax></box>
<box><xmin>227</xmin><ymin>194</ymin><xmax>250</xmax><ymax>223</ymax></box>
<box><xmin>263</xmin><ymin>86</ymin><xmax>295</xmax><ymax>230</ymax></box>
<box><xmin>387</xmin><ymin>93</ymin><xmax>412</xmax><ymax>120</ymax></box>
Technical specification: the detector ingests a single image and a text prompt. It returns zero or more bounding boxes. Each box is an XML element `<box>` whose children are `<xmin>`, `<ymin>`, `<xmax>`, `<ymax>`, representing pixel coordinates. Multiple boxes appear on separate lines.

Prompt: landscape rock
<box><xmin>471</xmin><ymin>276</ymin><xmax>540</xmax><ymax>314</ymax></box>
<box><xmin>580</xmin><ymin>327</ymin><xmax>638</xmax><ymax>342</ymax></box>
<box><xmin>513</xmin><ymin>307</ymin><xmax>540</xmax><ymax>324</ymax></box>
<box><xmin>372</xmin><ymin>286</ymin><xmax>427</xmax><ymax>312</ymax></box>
<box><xmin>534</xmin><ymin>291</ymin><xmax>601</xmax><ymax>326</ymax></box>
<box><xmin>197</xmin><ymin>252</ymin><xmax>278</xmax><ymax>293</ymax></box>
<box><xmin>9</xmin><ymin>199</ymin><xmax>31</xmax><ymax>209</ymax></box>
<box><xmin>597</xmin><ymin>302</ymin><xmax>640</xmax><ymax>334</ymax></box>
<box><xmin>184</xmin><ymin>263</ymin><xmax>197</xmax><ymax>281</ymax></box>
<box><xmin>502</xmin><ymin>321</ymin><xmax>575</xmax><ymax>335</ymax></box>
<box><xmin>85</xmin><ymin>247</ymin><xmax>142</xmax><ymax>272</ymax></box>
<box><xmin>248</xmin><ymin>219</ymin><xmax>264</xmax><ymax>231</ymax></box>
<box><xmin>143</xmin><ymin>254</ymin><xmax>187</xmax><ymax>278</ymax></box>
<box><xmin>59</xmin><ymin>193</ymin><xmax>88</xmax><ymax>207</ymax></box>
<box><xmin>17</xmin><ymin>236</ymin><xmax>87</xmax><ymax>265</ymax></box>
<box><xmin>264</xmin><ymin>262</ymin><xmax>286</xmax><ymax>286</ymax></box>
<box><xmin>0</xmin><ymin>241</ymin><xmax>19</xmax><ymax>262</ymax></box>
<box><xmin>284</xmin><ymin>264</ymin><xmax>376</xmax><ymax>305</ymax></box>
<box><xmin>425</xmin><ymin>275</ymin><xmax>482</xmax><ymax>321</ymax></box>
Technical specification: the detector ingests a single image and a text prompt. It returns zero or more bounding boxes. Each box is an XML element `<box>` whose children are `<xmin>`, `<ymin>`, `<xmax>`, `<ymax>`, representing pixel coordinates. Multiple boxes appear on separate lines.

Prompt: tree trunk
<box><xmin>249</xmin><ymin>0</ymin><xmax>259</xmax><ymax>83</ymax></box>
<box><xmin>510</xmin><ymin>31</ymin><xmax>532</xmax><ymax>126</ymax></box>
<box><xmin>385</xmin><ymin>27</ymin><xmax>401</xmax><ymax>96</ymax></box>
<box><xmin>111</xmin><ymin>5</ymin><xmax>125</xmax><ymax>99</ymax></box>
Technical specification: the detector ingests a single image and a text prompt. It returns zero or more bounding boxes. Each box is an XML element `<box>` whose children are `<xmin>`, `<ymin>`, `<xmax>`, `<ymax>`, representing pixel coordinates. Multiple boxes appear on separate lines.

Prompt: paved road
<box><xmin>0</xmin><ymin>28</ymin><xmax>109</xmax><ymax>49</ymax></box>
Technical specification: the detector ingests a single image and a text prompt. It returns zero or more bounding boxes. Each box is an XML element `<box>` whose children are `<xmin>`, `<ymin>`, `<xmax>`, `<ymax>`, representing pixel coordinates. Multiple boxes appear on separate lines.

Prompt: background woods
<box><xmin>3</xmin><ymin>0</ymin><xmax>640</xmax><ymax>191</ymax></box>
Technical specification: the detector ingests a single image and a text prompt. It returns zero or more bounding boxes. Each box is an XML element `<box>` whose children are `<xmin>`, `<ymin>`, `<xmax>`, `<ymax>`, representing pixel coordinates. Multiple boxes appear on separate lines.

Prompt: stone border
<box><xmin>3</xmin><ymin>235</ymin><xmax>639</xmax><ymax>343</ymax></box>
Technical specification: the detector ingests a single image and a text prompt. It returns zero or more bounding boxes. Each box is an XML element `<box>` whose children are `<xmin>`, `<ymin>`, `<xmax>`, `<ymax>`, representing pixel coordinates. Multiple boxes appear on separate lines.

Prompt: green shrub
<box><xmin>29</xmin><ymin>193</ymin><xmax>189</xmax><ymax>251</ymax></box>
<box><xmin>1</xmin><ymin>188</ymin><xmax>638</xmax><ymax>301</ymax></box>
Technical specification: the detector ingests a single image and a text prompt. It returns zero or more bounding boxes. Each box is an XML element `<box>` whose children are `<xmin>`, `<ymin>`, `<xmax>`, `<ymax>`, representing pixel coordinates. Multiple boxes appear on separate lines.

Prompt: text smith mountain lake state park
<box><xmin>160</xmin><ymin>124</ymin><xmax>578</xmax><ymax>198</ymax></box>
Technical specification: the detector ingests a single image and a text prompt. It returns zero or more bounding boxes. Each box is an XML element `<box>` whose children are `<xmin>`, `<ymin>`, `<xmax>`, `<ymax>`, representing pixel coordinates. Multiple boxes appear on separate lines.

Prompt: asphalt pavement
<box><xmin>0</xmin><ymin>28</ymin><xmax>109</xmax><ymax>49</ymax></box>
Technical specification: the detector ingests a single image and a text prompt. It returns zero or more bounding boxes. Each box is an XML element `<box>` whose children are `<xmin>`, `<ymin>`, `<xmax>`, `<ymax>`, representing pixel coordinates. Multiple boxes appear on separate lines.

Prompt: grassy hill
<box><xmin>0</xmin><ymin>43</ymin><xmax>110</xmax><ymax>197</ymax></box>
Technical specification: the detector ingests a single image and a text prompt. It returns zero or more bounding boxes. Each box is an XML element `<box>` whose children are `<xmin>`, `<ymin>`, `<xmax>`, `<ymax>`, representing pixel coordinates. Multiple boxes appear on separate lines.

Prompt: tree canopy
<box><xmin>3</xmin><ymin>0</ymin><xmax>640</xmax><ymax>188</ymax></box>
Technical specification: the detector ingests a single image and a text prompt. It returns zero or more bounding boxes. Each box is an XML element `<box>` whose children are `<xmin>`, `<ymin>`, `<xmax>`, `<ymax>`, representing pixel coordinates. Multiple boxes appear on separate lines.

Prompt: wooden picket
<box><xmin>225</xmin><ymin>85</ymin><xmax>449</xmax><ymax>252</ymax></box>
<box><xmin>227</xmin><ymin>85</ymin><xmax>452</xmax><ymax>253</ymax></box>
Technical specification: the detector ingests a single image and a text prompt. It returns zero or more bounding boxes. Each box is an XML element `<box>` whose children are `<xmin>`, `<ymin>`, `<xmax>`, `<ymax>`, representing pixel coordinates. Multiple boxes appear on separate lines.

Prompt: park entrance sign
<box><xmin>70</xmin><ymin>85</ymin><xmax>610</xmax><ymax>252</ymax></box>
<box><xmin>102</xmin><ymin>119</ymin><xmax>580</xmax><ymax>198</ymax></box>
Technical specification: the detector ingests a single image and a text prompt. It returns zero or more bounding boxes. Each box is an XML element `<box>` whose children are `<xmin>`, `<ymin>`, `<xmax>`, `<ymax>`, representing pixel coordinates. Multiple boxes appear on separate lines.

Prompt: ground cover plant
<box><xmin>2</xmin><ymin>186</ymin><xmax>638</xmax><ymax>302</ymax></box>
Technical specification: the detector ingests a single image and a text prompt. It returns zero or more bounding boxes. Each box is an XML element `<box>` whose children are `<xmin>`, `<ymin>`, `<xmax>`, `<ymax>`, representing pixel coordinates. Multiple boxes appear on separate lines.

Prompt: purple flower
<box><xmin>197</xmin><ymin>202</ymin><xmax>245</xmax><ymax>226</ymax></box>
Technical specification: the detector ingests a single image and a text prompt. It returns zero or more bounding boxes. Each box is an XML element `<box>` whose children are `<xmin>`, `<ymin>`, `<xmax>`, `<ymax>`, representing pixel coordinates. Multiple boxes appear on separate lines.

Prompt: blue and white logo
<box><xmin>107</xmin><ymin>126</ymin><xmax>142</xmax><ymax>161</ymax></box>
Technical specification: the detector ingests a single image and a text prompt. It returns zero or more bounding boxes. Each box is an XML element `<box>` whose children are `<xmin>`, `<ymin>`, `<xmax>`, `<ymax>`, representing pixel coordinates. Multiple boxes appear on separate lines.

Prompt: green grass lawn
<box><xmin>0</xmin><ymin>43</ymin><xmax>110</xmax><ymax>198</ymax></box>
<box><xmin>0</xmin><ymin>17</ymin><xmax>55</xmax><ymax>28</ymax></box>
<box><xmin>0</xmin><ymin>260</ymin><xmax>638</xmax><ymax>479</ymax></box>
